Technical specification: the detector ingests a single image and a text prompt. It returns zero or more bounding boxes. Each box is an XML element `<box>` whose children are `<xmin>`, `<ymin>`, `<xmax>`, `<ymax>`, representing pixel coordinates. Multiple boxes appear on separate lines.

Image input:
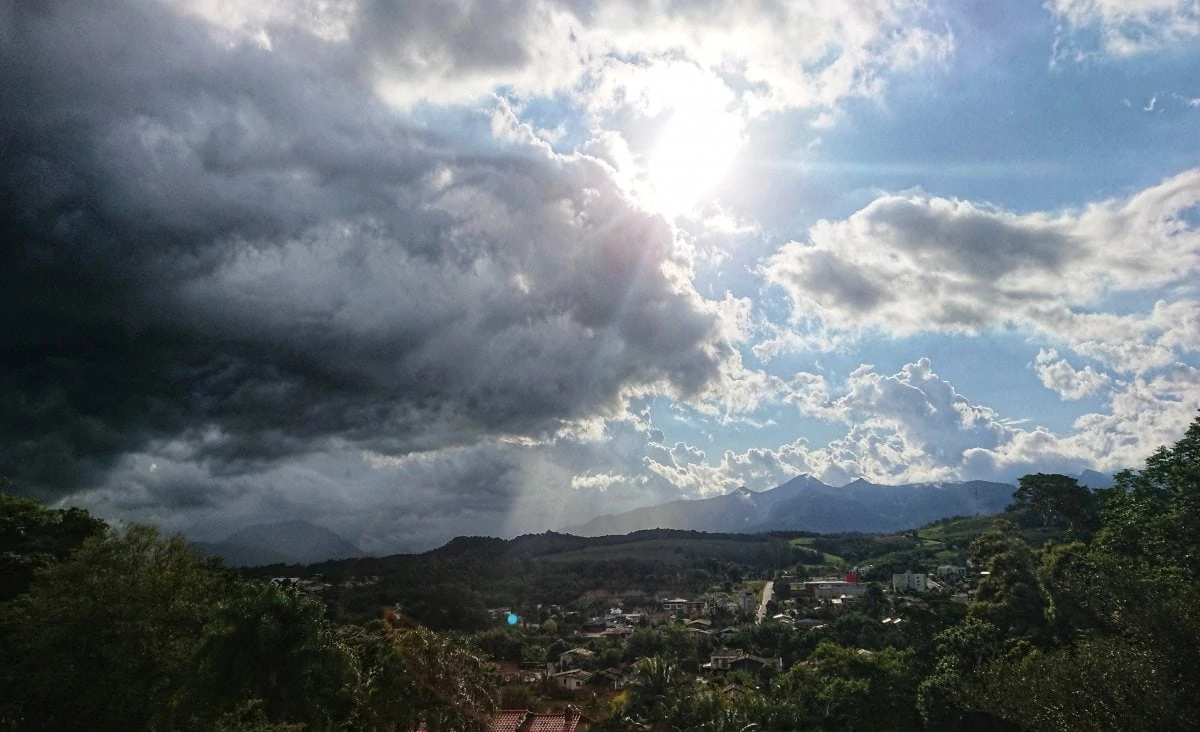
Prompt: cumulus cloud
<box><xmin>1033</xmin><ymin>349</ymin><xmax>1112</xmax><ymax>400</ymax></box>
<box><xmin>762</xmin><ymin>170</ymin><xmax>1200</xmax><ymax>373</ymax></box>
<box><xmin>761</xmin><ymin>355</ymin><xmax>1195</xmax><ymax>486</ymax></box>
<box><xmin>1049</xmin><ymin>0</ymin><xmax>1200</xmax><ymax>58</ymax></box>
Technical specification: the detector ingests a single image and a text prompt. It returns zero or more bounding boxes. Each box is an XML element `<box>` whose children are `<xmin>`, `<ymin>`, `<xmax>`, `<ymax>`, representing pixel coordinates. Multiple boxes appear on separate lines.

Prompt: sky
<box><xmin>2</xmin><ymin>0</ymin><xmax>1199</xmax><ymax>553</ymax></box>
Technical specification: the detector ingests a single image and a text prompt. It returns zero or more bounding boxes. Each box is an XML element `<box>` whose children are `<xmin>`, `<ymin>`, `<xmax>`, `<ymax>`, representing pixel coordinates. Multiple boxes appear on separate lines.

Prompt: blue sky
<box><xmin>3</xmin><ymin>0</ymin><xmax>1199</xmax><ymax>551</ymax></box>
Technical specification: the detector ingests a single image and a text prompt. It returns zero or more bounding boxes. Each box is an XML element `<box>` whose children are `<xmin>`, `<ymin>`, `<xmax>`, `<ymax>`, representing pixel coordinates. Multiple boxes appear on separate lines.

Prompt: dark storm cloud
<box><xmin>0</xmin><ymin>0</ymin><xmax>725</xmax><ymax>497</ymax></box>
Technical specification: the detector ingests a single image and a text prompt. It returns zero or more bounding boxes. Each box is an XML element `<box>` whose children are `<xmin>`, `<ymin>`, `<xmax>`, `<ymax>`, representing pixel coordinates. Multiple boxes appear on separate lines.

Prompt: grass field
<box><xmin>788</xmin><ymin>537</ymin><xmax>847</xmax><ymax>567</ymax></box>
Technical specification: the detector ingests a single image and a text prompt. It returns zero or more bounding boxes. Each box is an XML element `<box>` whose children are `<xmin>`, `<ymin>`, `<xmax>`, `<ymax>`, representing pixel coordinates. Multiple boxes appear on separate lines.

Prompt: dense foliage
<box><xmin>0</xmin><ymin>514</ymin><xmax>498</xmax><ymax>730</ymax></box>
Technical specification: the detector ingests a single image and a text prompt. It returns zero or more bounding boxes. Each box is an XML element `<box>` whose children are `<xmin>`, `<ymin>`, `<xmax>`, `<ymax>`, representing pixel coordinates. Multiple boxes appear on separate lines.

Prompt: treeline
<box><xmin>0</xmin><ymin>495</ymin><xmax>500</xmax><ymax>731</ymax></box>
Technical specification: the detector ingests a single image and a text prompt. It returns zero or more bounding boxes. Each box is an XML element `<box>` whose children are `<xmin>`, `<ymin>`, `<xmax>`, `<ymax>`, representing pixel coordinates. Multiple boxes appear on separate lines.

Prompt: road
<box><xmin>755</xmin><ymin>580</ymin><xmax>774</xmax><ymax>624</ymax></box>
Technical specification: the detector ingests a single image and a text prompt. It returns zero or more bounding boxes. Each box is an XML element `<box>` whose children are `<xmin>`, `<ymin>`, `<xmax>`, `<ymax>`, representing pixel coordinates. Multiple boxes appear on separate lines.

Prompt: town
<box><xmin>261</xmin><ymin>526</ymin><xmax>997</xmax><ymax>730</ymax></box>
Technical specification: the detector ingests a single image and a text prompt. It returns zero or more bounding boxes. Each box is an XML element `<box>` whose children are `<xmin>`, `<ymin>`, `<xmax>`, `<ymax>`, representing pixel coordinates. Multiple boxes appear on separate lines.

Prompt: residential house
<box><xmin>497</xmin><ymin>663</ymin><xmax>543</xmax><ymax>684</ymax></box>
<box><xmin>737</xmin><ymin>588</ymin><xmax>756</xmax><ymax>615</ymax></box>
<box><xmin>708</xmin><ymin>647</ymin><xmax>745</xmax><ymax>671</ymax></box>
<box><xmin>706</xmin><ymin>648</ymin><xmax>783</xmax><ymax>675</ymax></box>
<box><xmin>728</xmin><ymin>654</ymin><xmax>783</xmax><ymax>675</ymax></box>
<box><xmin>661</xmin><ymin>598</ymin><xmax>707</xmax><ymax>616</ymax></box>
<box><xmin>552</xmin><ymin>669</ymin><xmax>593</xmax><ymax>692</ymax></box>
<box><xmin>558</xmin><ymin>648</ymin><xmax>596</xmax><ymax>670</ymax></box>
<box><xmin>595</xmin><ymin>667</ymin><xmax>628</xmax><ymax>691</ymax></box>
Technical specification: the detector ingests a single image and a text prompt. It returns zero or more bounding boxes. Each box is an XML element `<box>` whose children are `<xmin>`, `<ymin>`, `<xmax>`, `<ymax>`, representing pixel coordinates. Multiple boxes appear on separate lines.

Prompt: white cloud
<box><xmin>1033</xmin><ymin>349</ymin><xmax>1112</xmax><ymax>400</ymax></box>
<box><xmin>762</xmin><ymin>170</ymin><xmax>1200</xmax><ymax>374</ymax></box>
<box><xmin>1050</xmin><ymin>0</ymin><xmax>1200</xmax><ymax>58</ymax></box>
<box><xmin>166</xmin><ymin>0</ymin><xmax>953</xmax><ymax>114</ymax></box>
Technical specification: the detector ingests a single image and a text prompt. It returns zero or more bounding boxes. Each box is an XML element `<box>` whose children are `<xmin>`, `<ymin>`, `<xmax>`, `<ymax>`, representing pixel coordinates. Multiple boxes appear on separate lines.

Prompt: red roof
<box><xmin>521</xmin><ymin>713</ymin><xmax>581</xmax><ymax>732</ymax></box>
<box><xmin>421</xmin><ymin>708</ymin><xmax>587</xmax><ymax>732</ymax></box>
<box><xmin>492</xmin><ymin>710</ymin><xmax>531</xmax><ymax>732</ymax></box>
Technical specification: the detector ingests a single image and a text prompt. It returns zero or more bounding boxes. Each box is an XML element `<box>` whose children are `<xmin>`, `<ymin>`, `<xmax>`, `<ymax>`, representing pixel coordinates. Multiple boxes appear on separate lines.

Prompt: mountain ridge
<box><xmin>567</xmin><ymin>474</ymin><xmax>1019</xmax><ymax>536</ymax></box>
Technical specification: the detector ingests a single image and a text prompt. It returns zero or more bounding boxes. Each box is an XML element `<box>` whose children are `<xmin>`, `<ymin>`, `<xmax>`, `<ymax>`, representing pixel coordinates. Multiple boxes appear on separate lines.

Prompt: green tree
<box><xmin>189</xmin><ymin>581</ymin><xmax>355</xmax><ymax>728</ymax></box>
<box><xmin>626</xmin><ymin>655</ymin><xmax>689</xmax><ymax>730</ymax></box>
<box><xmin>0</xmin><ymin>489</ymin><xmax>106</xmax><ymax>601</ymax></box>
<box><xmin>342</xmin><ymin>614</ymin><xmax>500</xmax><ymax>732</ymax></box>
<box><xmin>967</xmin><ymin>521</ymin><xmax>1047</xmax><ymax>638</ymax></box>
<box><xmin>777</xmin><ymin>642</ymin><xmax>922</xmax><ymax>731</ymax></box>
<box><xmin>934</xmin><ymin>418</ymin><xmax>1200</xmax><ymax>730</ymax></box>
<box><xmin>917</xmin><ymin>616</ymin><xmax>1007</xmax><ymax>728</ymax></box>
<box><xmin>1008</xmin><ymin>473</ymin><xmax>1100</xmax><ymax>535</ymax></box>
<box><xmin>521</xmin><ymin>643</ymin><xmax>548</xmax><ymax>664</ymax></box>
<box><xmin>0</xmin><ymin>524</ymin><xmax>224</xmax><ymax>729</ymax></box>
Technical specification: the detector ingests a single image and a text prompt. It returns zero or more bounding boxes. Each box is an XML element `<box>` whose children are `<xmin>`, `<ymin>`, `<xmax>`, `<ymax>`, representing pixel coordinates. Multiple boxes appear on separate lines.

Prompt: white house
<box><xmin>892</xmin><ymin>571</ymin><xmax>928</xmax><ymax>593</ymax></box>
<box><xmin>662</xmin><ymin>598</ymin><xmax>707</xmax><ymax>615</ymax></box>
<box><xmin>804</xmin><ymin>580</ymin><xmax>867</xmax><ymax>599</ymax></box>
<box><xmin>552</xmin><ymin>669</ymin><xmax>592</xmax><ymax>691</ymax></box>
<box><xmin>936</xmin><ymin>565</ymin><xmax>966</xmax><ymax>579</ymax></box>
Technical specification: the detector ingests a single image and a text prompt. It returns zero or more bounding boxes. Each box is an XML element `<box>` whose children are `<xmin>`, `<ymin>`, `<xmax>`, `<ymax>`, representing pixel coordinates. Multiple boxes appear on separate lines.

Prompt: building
<box><xmin>709</xmin><ymin>647</ymin><xmax>745</xmax><ymax>670</ymax></box>
<box><xmin>558</xmin><ymin>648</ymin><xmax>596</xmax><ymax>670</ymax></box>
<box><xmin>804</xmin><ymin>578</ymin><xmax>868</xmax><ymax>599</ymax></box>
<box><xmin>728</xmin><ymin>654</ymin><xmax>784</xmax><ymax>675</ymax></box>
<box><xmin>936</xmin><ymin>565</ymin><xmax>966</xmax><ymax>579</ymax></box>
<box><xmin>552</xmin><ymin>669</ymin><xmax>593</xmax><ymax>691</ymax></box>
<box><xmin>596</xmin><ymin>667</ymin><xmax>628</xmax><ymax>691</ymax></box>
<box><xmin>706</xmin><ymin>648</ymin><xmax>784</xmax><ymax>674</ymax></box>
<box><xmin>497</xmin><ymin>663</ymin><xmax>544</xmax><ymax>684</ymax></box>
<box><xmin>892</xmin><ymin>571</ymin><xmax>928</xmax><ymax>592</ymax></box>
<box><xmin>661</xmin><ymin>597</ymin><xmax>707</xmax><ymax>616</ymax></box>
<box><xmin>737</xmin><ymin>588</ymin><xmax>757</xmax><ymax>615</ymax></box>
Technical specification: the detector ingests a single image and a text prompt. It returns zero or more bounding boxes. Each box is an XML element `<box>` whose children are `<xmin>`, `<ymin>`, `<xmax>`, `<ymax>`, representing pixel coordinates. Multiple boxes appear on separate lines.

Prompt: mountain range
<box><xmin>190</xmin><ymin>519</ymin><xmax>362</xmax><ymax>567</ymax></box>
<box><xmin>568</xmin><ymin>474</ymin><xmax>1026</xmax><ymax>537</ymax></box>
<box><xmin>189</xmin><ymin>472</ymin><xmax>1115</xmax><ymax>564</ymax></box>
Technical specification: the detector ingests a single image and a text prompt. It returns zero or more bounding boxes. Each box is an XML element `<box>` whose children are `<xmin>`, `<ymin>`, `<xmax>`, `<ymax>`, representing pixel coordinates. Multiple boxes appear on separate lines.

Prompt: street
<box><xmin>755</xmin><ymin>580</ymin><xmax>774</xmax><ymax>623</ymax></box>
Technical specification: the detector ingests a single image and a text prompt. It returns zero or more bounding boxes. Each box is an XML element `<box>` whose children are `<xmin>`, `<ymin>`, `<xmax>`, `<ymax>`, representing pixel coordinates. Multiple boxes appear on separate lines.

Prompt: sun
<box><xmin>645</xmin><ymin>109</ymin><xmax>742</xmax><ymax>216</ymax></box>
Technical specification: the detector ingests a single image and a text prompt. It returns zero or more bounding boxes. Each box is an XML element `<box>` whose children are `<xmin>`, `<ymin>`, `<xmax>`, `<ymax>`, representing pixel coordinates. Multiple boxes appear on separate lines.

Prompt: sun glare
<box><xmin>645</xmin><ymin>110</ymin><xmax>742</xmax><ymax>216</ymax></box>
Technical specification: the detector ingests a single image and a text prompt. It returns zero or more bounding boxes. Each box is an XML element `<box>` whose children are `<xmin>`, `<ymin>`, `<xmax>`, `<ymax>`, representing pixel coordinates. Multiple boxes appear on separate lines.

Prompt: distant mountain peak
<box><xmin>568</xmin><ymin>474</ymin><xmax>1016</xmax><ymax>537</ymax></box>
<box><xmin>1077</xmin><ymin>469</ymin><xmax>1115</xmax><ymax>489</ymax></box>
<box><xmin>194</xmin><ymin>519</ymin><xmax>363</xmax><ymax>567</ymax></box>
